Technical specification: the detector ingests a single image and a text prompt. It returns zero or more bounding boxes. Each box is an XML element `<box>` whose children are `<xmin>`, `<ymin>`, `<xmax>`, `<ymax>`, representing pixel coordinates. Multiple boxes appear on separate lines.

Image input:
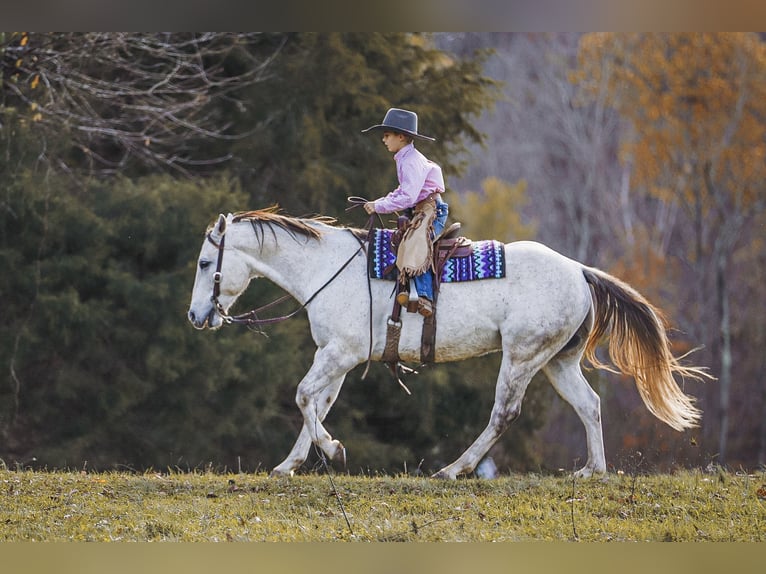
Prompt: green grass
<box><xmin>1</xmin><ymin>468</ymin><xmax>764</xmax><ymax>541</ymax></box>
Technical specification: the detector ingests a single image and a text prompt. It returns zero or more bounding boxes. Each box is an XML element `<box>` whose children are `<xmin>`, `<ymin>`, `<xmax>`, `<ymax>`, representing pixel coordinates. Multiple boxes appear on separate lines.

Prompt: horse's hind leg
<box><xmin>433</xmin><ymin>352</ymin><xmax>536</xmax><ymax>480</ymax></box>
<box><xmin>542</xmin><ymin>353</ymin><xmax>606</xmax><ymax>478</ymax></box>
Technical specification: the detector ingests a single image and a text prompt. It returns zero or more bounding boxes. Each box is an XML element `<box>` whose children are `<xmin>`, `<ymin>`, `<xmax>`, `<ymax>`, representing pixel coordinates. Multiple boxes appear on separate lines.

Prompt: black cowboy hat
<box><xmin>361</xmin><ymin>108</ymin><xmax>435</xmax><ymax>142</ymax></box>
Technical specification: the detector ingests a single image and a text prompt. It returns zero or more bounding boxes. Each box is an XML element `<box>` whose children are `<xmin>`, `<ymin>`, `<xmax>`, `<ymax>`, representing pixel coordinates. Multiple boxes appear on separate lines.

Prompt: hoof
<box><xmin>573</xmin><ymin>466</ymin><xmax>606</xmax><ymax>479</ymax></box>
<box><xmin>431</xmin><ymin>469</ymin><xmax>454</xmax><ymax>480</ymax></box>
<box><xmin>332</xmin><ymin>443</ymin><xmax>347</xmax><ymax>468</ymax></box>
<box><xmin>269</xmin><ymin>468</ymin><xmax>295</xmax><ymax>478</ymax></box>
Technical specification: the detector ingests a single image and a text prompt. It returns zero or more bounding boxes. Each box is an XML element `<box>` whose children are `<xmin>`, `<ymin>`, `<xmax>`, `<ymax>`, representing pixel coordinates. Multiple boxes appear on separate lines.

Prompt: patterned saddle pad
<box><xmin>368</xmin><ymin>228</ymin><xmax>506</xmax><ymax>283</ymax></box>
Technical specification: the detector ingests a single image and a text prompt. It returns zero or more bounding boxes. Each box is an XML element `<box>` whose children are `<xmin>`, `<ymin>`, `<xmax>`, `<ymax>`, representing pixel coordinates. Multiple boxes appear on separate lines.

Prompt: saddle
<box><xmin>382</xmin><ymin>216</ymin><xmax>470</xmax><ymax>372</ymax></box>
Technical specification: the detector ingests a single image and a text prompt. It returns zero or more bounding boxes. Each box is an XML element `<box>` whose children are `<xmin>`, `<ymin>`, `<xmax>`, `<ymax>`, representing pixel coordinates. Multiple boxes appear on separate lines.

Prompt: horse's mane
<box><xmin>229</xmin><ymin>206</ymin><xmax>367</xmax><ymax>242</ymax></box>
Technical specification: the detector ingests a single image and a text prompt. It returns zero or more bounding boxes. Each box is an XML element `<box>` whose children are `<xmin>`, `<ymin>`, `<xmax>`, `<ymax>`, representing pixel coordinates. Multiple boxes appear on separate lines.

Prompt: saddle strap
<box><xmin>416</xmin><ymin>236</ymin><xmax>461</xmax><ymax>364</ymax></box>
<box><xmin>420</xmin><ymin>314</ymin><xmax>436</xmax><ymax>364</ymax></box>
<box><xmin>435</xmin><ymin>238</ymin><xmax>468</xmax><ymax>276</ymax></box>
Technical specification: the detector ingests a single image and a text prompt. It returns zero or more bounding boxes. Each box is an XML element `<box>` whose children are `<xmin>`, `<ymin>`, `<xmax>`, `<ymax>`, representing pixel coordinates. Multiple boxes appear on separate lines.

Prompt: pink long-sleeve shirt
<box><xmin>373</xmin><ymin>143</ymin><xmax>445</xmax><ymax>214</ymax></box>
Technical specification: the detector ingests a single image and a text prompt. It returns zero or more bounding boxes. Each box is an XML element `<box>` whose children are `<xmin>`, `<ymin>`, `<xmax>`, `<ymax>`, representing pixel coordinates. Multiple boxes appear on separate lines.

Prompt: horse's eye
<box><xmin>199</xmin><ymin>260</ymin><xmax>211</xmax><ymax>270</ymax></box>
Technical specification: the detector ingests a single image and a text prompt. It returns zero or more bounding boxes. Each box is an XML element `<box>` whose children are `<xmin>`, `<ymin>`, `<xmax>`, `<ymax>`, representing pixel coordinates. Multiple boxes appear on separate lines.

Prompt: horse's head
<box><xmin>188</xmin><ymin>213</ymin><xmax>252</xmax><ymax>330</ymax></box>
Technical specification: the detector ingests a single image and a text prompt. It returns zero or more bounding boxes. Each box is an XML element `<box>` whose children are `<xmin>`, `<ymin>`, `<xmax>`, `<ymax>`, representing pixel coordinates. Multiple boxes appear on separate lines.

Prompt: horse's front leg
<box><xmin>270</xmin><ymin>373</ymin><xmax>346</xmax><ymax>477</ymax></box>
<box><xmin>271</xmin><ymin>344</ymin><xmax>358</xmax><ymax>476</ymax></box>
<box><xmin>270</xmin><ymin>426</ymin><xmax>312</xmax><ymax>477</ymax></box>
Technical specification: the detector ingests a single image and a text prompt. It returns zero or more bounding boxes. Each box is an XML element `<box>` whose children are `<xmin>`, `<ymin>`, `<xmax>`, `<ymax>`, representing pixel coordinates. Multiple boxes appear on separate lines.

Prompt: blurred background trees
<box><xmin>1</xmin><ymin>32</ymin><xmax>764</xmax><ymax>474</ymax></box>
<box><xmin>442</xmin><ymin>32</ymin><xmax>766</xmax><ymax>470</ymax></box>
<box><xmin>576</xmin><ymin>33</ymin><xmax>766</xmax><ymax>466</ymax></box>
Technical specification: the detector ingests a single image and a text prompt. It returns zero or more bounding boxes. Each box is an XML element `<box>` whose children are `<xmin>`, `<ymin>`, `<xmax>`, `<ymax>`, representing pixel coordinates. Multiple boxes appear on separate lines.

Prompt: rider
<box><xmin>361</xmin><ymin>108</ymin><xmax>448</xmax><ymax>318</ymax></box>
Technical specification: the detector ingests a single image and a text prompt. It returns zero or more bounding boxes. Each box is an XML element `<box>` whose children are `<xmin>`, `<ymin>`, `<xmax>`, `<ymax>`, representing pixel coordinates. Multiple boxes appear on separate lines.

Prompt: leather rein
<box><xmin>206</xmin><ymin>224</ymin><xmax>367</xmax><ymax>333</ymax></box>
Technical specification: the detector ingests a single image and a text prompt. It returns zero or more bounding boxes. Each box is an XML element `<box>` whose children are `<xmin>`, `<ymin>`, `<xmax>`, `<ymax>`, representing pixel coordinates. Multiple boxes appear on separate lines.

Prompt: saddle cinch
<box><xmin>382</xmin><ymin>215</ymin><xmax>469</xmax><ymax>369</ymax></box>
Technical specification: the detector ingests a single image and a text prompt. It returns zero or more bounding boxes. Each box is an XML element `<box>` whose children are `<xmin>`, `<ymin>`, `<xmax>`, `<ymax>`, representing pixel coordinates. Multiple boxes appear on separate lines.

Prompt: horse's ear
<box><xmin>215</xmin><ymin>213</ymin><xmax>227</xmax><ymax>236</ymax></box>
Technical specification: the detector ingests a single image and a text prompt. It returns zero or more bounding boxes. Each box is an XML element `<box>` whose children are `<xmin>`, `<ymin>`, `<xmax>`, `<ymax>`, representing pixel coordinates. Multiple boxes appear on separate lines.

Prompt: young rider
<box><xmin>361</xmin><ymin>108</ymin><xmax>448</xmax><ymax>317</ymax></box>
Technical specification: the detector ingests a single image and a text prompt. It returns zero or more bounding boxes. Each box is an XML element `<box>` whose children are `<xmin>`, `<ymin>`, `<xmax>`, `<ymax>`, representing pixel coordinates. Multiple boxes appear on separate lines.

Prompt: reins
<box><xmin>347</xmin><ymin>197</ymin><xmax>382</xmax><ymax>379</ymax></box>
<box><xmin>207</xmin><ymin>220</ymin><xmax>367</xmax><ymax>334</ymax></box>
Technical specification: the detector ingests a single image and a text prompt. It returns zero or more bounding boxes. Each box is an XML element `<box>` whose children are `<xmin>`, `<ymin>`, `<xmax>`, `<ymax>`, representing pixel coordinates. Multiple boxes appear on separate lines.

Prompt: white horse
<box><xmin>187</xmin><ymin>208</ymin><xmax>708</xmax><ymax>479</ymax></box>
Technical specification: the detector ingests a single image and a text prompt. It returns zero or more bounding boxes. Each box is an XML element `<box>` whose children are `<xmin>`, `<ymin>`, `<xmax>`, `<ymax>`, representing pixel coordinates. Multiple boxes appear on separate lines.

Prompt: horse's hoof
<box><xmin>332</xmin><ymin>443</ymin><xmax>347</xmax><ymax>468</ymax></box>
<box><xmin>431</xmin><ymin>469</ymin><xmax>453</xmax><ymax>480</ymax></box>
<box><xmin>269</xmin><ymin>468</ymin><xmax>294</xmax><ymax>478</ymax></box>
<box><xmin>573</xmin><ymin>466</ymin><xmax>606</xmax><ymax>479</ymax></box>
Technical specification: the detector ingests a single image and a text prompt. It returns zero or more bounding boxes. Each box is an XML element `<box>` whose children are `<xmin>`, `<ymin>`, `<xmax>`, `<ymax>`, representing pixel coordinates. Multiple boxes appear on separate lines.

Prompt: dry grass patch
<box><xmin>1</xmin><ymin>468</ymin><xmax>764</xmax><ymax>541</ymax></box>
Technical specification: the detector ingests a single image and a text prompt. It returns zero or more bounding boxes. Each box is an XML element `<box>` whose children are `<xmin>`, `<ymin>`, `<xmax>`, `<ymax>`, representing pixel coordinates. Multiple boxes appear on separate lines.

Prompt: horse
<box><xmin>187</xmin><ymin>207</ymin><xmax>708</xmax><ymax>479</ymax></box>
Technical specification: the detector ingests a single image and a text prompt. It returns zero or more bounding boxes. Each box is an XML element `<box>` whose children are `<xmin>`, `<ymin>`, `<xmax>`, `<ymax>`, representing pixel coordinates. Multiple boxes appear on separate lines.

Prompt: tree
<box><xmin>438</xmin><ymin>33</ymin><xmax>625</xmax><ymax>264</ymax></box>
<box><xmin>0</xmin><ymin>33</ymin><xmax>505</xmax><ymax>472</ymax></box>
<box><xmin>451</xmin><ymin>176</ymin><xmax>537</xmax><ymax>242</ymax></box>
<box><xmin>576</xmin><ymin>33</ymin><xmax>766</xmax><ymax>464</ymax></box>
<box><xmin>1</xmin><ymin>32</ymin><xmax>282</xmax><ymax>177</ymax></box>
<box><xmin>226</xmin><ymin>32</ymin><xmax>499</xmax><ymax>218</ymax></box>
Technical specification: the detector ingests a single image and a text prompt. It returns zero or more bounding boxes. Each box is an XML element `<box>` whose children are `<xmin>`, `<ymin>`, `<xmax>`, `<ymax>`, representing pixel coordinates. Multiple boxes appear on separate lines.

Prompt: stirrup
<box><xmin>417</xmin><ymin>297</ymin><xmax>433</xmax><ymax>318</ymax></box>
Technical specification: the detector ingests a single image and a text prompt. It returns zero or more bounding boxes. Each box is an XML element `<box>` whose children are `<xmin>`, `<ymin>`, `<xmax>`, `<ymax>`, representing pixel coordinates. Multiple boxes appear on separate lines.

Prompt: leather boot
<box><xmin>417</xmin><ymin>297</ymin><xmax>433</xmax><ymax>317</ymax></box>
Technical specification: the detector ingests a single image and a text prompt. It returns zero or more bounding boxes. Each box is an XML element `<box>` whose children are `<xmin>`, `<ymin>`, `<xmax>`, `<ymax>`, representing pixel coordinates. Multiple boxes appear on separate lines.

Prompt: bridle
<box><xmin>205</xmin><ymin>225</ymin><xmax>366</xmax><ymax>331</ymax></box>
<box><xmin>206</xmin><ymin>230</ymin><xmax>231</xmax><ymax>320</ymax></box>
<box><xmin>206</xmin><ymin>205</ymin><xmax>378</xmax><ymax>378</ymax></box>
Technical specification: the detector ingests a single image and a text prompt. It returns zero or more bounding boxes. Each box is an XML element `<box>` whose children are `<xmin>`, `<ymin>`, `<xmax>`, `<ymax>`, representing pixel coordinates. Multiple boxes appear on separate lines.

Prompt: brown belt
<box><xmin>413</xmin><ymin>193</ymin><xmax>442</xmax><ymax>213</ymax></box>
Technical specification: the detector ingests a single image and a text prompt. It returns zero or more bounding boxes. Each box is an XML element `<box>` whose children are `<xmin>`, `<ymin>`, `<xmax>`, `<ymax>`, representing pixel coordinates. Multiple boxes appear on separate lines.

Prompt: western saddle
<box><xmin>382</xmin><ymin>216</ymin><xmax>469</xmax><ymax>375</ymax></box>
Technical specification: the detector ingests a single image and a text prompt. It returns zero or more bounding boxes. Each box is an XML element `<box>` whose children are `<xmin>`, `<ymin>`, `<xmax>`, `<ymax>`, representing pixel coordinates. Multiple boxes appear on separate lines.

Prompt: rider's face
<box><xmin>382</xmin><ymin>131</ymin><xmax>408</xmax><ymax>154</ymax></box>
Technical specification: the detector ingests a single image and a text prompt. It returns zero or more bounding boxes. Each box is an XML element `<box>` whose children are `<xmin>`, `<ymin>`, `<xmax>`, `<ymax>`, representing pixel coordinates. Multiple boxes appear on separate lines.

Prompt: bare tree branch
<box><xmin>2</xmin><ymin>32</ymin><xmax>285</xmax><ymax>177</ymax></box>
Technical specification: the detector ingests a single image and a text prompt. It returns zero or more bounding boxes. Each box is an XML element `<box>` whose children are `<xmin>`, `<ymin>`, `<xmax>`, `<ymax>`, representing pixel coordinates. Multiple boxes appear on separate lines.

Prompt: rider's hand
<box><xmin>363</xmin><ymin>202</ymin><xmax>376</xmax><ymax>215</ymax></box>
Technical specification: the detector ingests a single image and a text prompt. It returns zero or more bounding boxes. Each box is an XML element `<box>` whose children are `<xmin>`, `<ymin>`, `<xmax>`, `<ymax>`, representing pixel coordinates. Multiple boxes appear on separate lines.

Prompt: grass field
<box><xmin>1</xmin><ymin>467</ymin><xmax>764</xmax><ymax>542</ymax></box>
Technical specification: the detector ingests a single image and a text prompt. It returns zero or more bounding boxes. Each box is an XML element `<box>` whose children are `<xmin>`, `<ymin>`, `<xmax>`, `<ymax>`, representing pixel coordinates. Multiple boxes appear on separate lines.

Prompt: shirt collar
<box><xmin>394</xmin><ymin>142</ymin><xmax>414</xmax><ymax>162</ymax></box>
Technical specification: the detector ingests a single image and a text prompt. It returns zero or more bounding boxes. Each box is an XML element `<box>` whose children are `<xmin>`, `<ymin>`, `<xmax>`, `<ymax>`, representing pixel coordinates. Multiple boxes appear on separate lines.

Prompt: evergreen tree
<box><xmin>1</xmin><ymin>33</ymin><xmax>524</xmax><ymax>473</ymax></box>
<box><xmin>227</xmin><ymin>33</ymin><xmax>498</xmax><ymax>218</ymax></box>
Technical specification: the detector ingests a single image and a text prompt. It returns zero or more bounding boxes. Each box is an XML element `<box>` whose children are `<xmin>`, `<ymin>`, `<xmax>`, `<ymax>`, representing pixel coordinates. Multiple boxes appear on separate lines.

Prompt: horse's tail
<box><xmin>582</xmin><ymin>266</ymin><xmax>709</xmax><ymax>431</ymax></box>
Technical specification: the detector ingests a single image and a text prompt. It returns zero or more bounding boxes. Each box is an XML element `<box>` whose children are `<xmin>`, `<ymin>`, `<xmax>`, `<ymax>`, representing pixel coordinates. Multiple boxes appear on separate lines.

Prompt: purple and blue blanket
<box><xmin>368</xmin><ymin>228</ymin><xmax>506</xmax><ymax>283</ymax></box>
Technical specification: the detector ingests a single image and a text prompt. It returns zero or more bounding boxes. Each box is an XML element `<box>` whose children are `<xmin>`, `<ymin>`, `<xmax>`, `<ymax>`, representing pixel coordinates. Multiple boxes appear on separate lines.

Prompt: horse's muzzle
<box><xmin>188</xmin><ymin>307</ymin><xmax>219</xmax><ymax>330</ymax></box>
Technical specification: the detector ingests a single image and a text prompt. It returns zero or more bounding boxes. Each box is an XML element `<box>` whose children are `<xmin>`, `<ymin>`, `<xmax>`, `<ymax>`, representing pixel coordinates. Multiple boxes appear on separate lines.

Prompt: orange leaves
<box><xmin>609</xmin><ymin>232</ymin><xmax>677</xmax><ymax>303</ymax></box>
<box><xmin>576</xmin><ymin>33</ymin><xmax>766</xmax><ymax>223</ymax></box>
